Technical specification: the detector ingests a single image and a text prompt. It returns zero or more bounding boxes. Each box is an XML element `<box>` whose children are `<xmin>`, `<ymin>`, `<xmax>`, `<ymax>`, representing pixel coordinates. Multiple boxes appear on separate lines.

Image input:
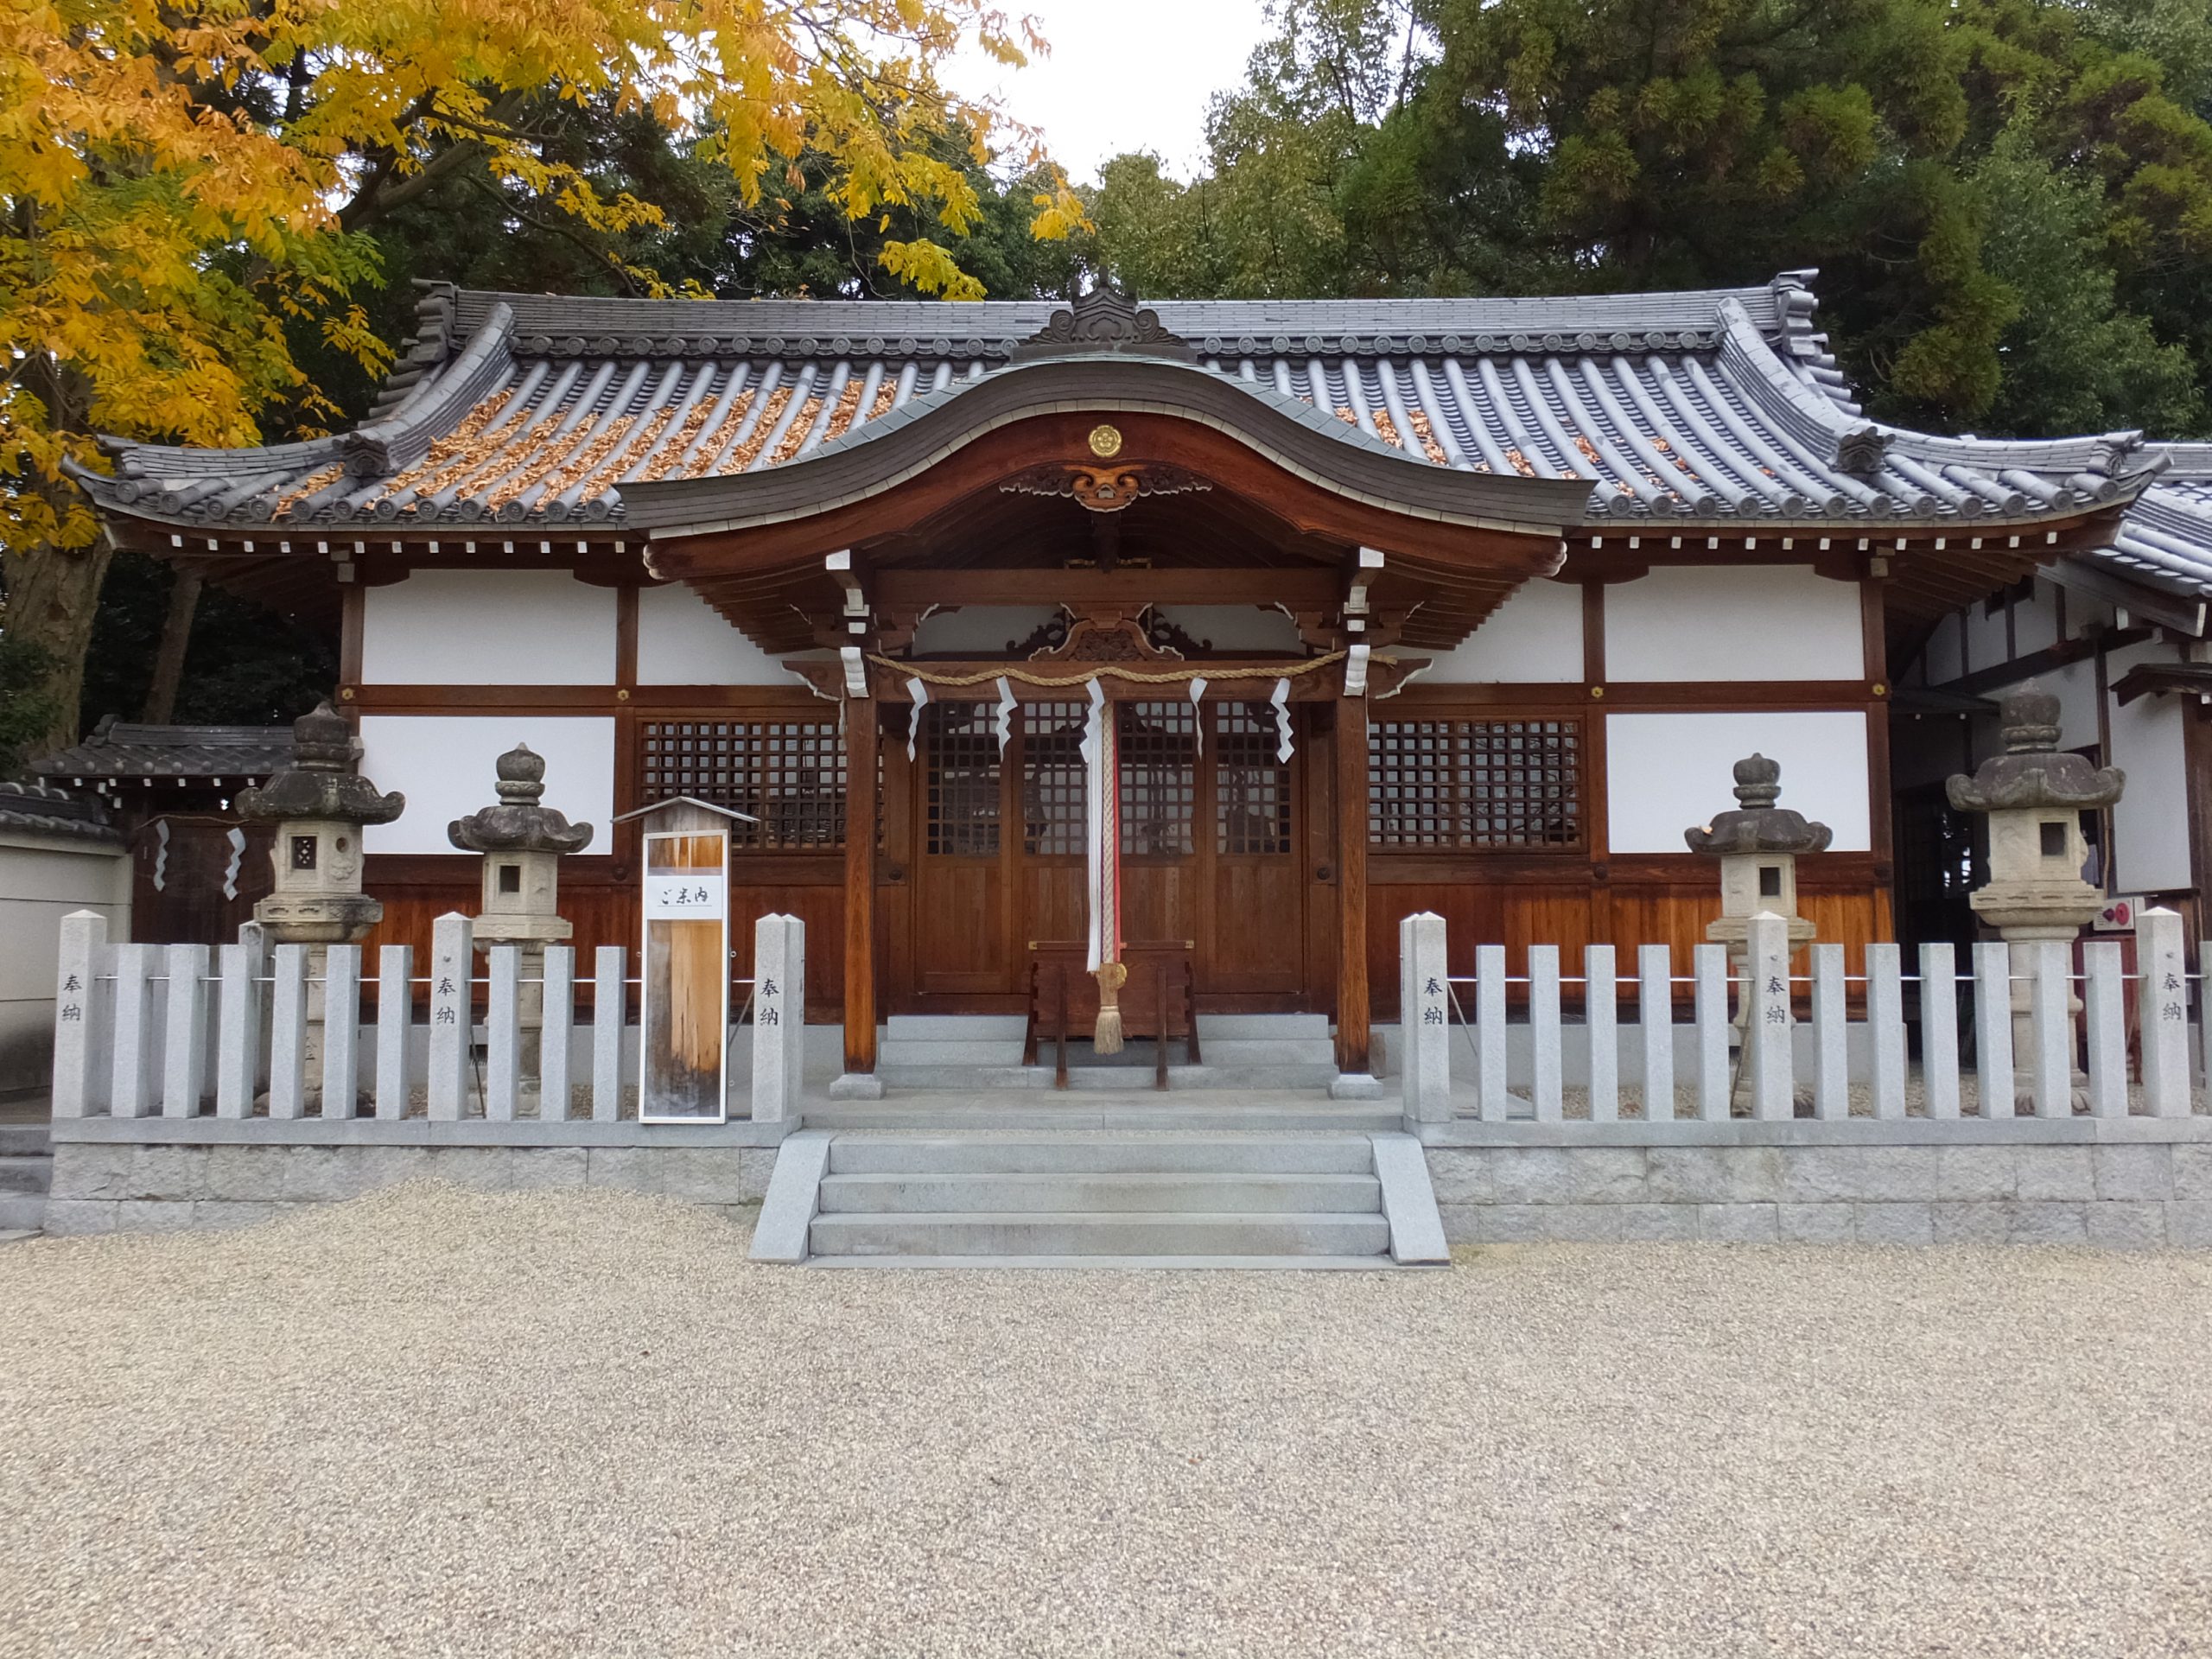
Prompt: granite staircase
<box><xmin>875</xmin><ymin>1012</ymin><xmax>1340</xmax><ymax>1091</ymax></box>
<box><xmin>752</xmin><ymin>1128</ymin><xmax>1450</xmax><ymax>1268</ymax></box>
<box><xmin>0</xmin><ymin>1122</ymin><xmax>53</xmax><ymax>1236</ymax></box>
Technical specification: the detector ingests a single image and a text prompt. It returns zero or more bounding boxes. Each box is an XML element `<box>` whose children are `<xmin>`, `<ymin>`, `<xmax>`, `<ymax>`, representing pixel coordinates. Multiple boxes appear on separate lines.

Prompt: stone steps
<box><xmin>877</xmin><ymin>1063</ymin><xmax>1340</xmax><ymax>1092</ymax></box>
<box><xmin>828</xmin><ymin>1134</ymin><xmax>1380</xmax><ymax>1175</ymax></box>
<box><xmin>810</xmin><ymin>1211</ymin><xmax>1395</xmax><ymax>1258</ymax></box>
<box><xmin>875</xmin><ymin>1013</ymin><xmax>1339</xmax><ymax>1086</ymax></box>
<box><xmin>803</xmin><ymin>1103</ymin><xmax>1404</xmax><ymax>1135</ymax></box>
<box><xmin>754</xmin><ymin>1128</ymin><xmax>1450</xmax><ymax>1267</ymax></box>
<box><xmin>0</xmin><ymin>1123</ymin><xmax>52</xmax><ymax>1233</ymax></box>
<box><xmin>817</xmin><ymin>1171</ymin><xmax>1383</xmax><ymax>1214</ymax></box>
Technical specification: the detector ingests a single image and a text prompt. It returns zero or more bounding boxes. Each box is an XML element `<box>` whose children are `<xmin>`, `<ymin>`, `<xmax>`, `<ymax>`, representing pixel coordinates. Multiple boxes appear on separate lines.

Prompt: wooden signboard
<box><xmin>639</xmin><ymin>806</ymin><xmax>731</xmax><ymax>1122</ymax></box>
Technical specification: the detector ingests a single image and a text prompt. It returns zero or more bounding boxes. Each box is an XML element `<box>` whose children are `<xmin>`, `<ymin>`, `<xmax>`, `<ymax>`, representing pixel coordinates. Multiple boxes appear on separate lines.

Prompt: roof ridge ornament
<box><xmin>1835</xmin><ymin>424</ymin><xmax>1890</xmax><ymax>476</ymax></box>
<box><xmin>1011</xmin><ymin>287</ymin><xmax>1193</xmax><ymax>363</ymax></box>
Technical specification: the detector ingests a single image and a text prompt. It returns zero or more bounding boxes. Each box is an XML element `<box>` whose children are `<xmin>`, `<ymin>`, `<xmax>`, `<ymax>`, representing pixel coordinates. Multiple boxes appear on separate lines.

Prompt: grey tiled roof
<box><xmin>66</xmin><ymin>271</ymin><xmax>2212</xmax><ymax>618</ymax></box>
<box><xmin>2107</xmin><ymin>446</ymin><xmax>2212</xmax><ymax>601</ymax></box>
<box><xmin>31</xmin><ymin>721</ymin><xmax>294</xmax><ymax>784</ymax></box>
<box><xmin>0</xmin><ymin>780</ymin><xmax>121</xmax><ymax>845</ymax></box>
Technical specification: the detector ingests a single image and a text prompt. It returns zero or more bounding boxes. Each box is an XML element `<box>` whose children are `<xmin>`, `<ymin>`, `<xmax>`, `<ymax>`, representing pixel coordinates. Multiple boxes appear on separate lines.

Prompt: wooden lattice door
<box><xmin>1116</xmin><ymin>700</ymin><xmax>1200</xmax><ymax>952</ymax></box>
<box><xmin>1205</xmin><ymin>701</ymin><xmax>1303</xmax><ymax>996</ymax></box>
<box><xmin>912</xmin><ymin>700</ymin><xmax>1009</xmax><ymax>995</ymax></box>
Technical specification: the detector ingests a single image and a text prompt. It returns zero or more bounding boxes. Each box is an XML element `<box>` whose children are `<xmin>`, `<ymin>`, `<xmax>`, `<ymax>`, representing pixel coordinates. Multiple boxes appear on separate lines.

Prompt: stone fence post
<box><xmin>51</xmin><ymin>910</ymin><xmax>111</xmax><ymax>1118</ymax></box>
<box><xmin>1399</xmin><ymin>912</ymin><xmax>1450</xmax><ymax>1127</ymax></box>
<box><xmin>2140</xmin><ymin>907</ymin><xmax>2191</xmax><ymax>1118</ymax></box>
<box><xmin>751</xmin><ymin>913</ymin><xmax>806</xmax><ymax>1123</ymax></box>
<box><xmin>427</xmin><ymin>912</ymin><xmax>474</xmax><ymax>1121</ymax></box>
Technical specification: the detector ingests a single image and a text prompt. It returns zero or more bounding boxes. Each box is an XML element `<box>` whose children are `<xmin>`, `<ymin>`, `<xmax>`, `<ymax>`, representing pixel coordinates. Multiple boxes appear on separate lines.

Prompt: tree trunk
<box><xmin>141</xmin><ymin>567</ymin><xmax>204</xmax><ymax>724</ymax></box>
<box><xmin>0</xmin><ymin>535</ymin><xmax>115</xmax><ymax>758</ymax></box>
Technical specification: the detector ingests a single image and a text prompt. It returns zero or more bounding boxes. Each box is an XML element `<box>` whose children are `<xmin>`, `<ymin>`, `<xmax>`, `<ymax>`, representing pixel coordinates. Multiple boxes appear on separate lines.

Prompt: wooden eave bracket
<box><xmin>1344</xmin><ymin>545</ymin><xmax>1385</xmax><ymax>636</ymax></box>
<box><xmin>825</xmin><ymin>548</ymin><xmax>870</xmax><ymax>639</ymax></box>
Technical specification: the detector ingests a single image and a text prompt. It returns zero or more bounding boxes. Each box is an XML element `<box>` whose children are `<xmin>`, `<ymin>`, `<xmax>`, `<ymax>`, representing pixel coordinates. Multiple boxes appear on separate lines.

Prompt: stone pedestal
<box><xmin>1686</xmin><ymin>755</ymin><xmax>1830</xmax><ymax>1107</ymax></box>
<box><xmin>1948</xmin><ymin>688</ymin><xmax>2125</xmax><ymax>1106</ymax></box>
<box><xmin>449</xmin><ymin>746</ymin><xmax>593</xmax><ymax>1104</ymax></box>
<box><xmin>237</xmin><ymin>704</ymin><xmax>404</xmax><ymax>1107</ymax></box>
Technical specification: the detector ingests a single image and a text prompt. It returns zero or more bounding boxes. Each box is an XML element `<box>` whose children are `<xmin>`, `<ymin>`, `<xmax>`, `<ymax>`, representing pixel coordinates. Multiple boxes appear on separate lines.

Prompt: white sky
<box><xmin>946</xmin><ymin>0</ymin><xmax>1274</xmax><ymax>184</ymax></box>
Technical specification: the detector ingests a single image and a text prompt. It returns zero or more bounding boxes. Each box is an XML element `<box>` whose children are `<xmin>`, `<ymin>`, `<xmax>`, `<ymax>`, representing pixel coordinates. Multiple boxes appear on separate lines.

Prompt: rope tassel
<box><xmin>1082</xmin><ymin>681</ymin><xmax>1124</xmax><ymax>1053</ymax></box>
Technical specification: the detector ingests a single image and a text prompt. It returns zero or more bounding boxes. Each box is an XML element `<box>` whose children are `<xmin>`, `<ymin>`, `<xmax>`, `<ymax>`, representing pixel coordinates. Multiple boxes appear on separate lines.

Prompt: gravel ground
<box><xmin>3</xmin><ymin>1184</ymin><xmax>2209</xmax><ymax>1658</ymax></box>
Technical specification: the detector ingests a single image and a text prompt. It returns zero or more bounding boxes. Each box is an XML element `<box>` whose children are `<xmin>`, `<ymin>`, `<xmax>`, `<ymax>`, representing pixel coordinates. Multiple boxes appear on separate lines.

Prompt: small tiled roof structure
<box><xmin>60</xmin><ymin>270</ymin><xmax>2208</xmax><ymax>634</ymax></box>
<box><xmin>30</xmin><ymin>718</ymin><xmax>294</xmax><ymax>790</ymax></box>
<box><xmin>0</xmin><ymin>779</ymin><xmax>122</xmax><ymax>846</ymax></box>
<box><xmin>2098</xmin><ymin>443</ymin><xmax>2212</xmax><ymax>624</ymax></box>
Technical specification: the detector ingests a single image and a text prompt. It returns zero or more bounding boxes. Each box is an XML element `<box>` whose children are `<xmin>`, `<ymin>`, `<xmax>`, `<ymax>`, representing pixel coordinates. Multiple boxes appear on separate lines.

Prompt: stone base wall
<box><xmin>1431</xmin><ymin>1142</ymin><xmax>2212</xmax><ymax>1248</ymax></box>
<box><xmin>44</xmin><ymin>1143</ymin><xmax>776</xmax><ymax>1236</ymax></box>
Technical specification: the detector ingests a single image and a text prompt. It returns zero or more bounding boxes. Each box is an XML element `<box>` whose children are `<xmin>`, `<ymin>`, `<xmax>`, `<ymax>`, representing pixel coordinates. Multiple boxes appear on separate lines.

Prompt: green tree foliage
<box><xmin>1086</xmin><ymin>0</ymin><xmax>2212</xmax><ymax>439</ymax></box>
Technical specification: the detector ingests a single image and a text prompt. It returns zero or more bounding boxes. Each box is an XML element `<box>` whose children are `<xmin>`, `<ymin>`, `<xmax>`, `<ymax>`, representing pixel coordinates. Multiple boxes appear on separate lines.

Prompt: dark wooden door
<box><xmin>908</xmin><ymin>695</ymin><xmax>1311</xmax><ymax>1011</ymax></box>
<box><xmin>1204</xmin><ymin>700</ymin><xmax>1304</xmax><ymax>997</ymax></box>
<box><xmin>1116</xmin><ymin>698</ymin><xmax>1200</xmax><ymax>954</ymax></box>
<box><xmin>911</xmin><ymin>701</ymin><xmax>1010</xmax><ymax>995</ymax></box>
<box><xmin>1016</xmin><ymin>698</ymin><xmax>1089</xmax><ymax>957</ymax></box>
<box><xmin>130</xmin><ymin>817</ymin><xmax>272</xmax><ymax>944</ymax></box>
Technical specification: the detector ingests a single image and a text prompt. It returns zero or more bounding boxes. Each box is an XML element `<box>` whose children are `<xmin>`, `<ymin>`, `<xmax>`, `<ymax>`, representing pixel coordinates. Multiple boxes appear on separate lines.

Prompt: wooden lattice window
<box><xmin>925</xmin><ymin>702</ymin><xmax>1001</xmax><ymax>856</ymax></box>
<box><xmin>1118</xmin><ymin>701</ymin><xmax>1195</xmax><ymax>856</ymax></box>
<box><xmin>1020</xmin><ymin>701</ymin><xmax>1088</xmax><ymax>856</ymax></box>
<box><xmin>639</xmin><ymin>720</ymin><xmax>845</xmax><ymax>849</ymax></box>
<box><xmin>1215</xmin><ymin>702</ymin><xmax>1291</xmax><ymax>855</ymax></box>
<box><xmin>1369</xmin><ymin>718</ymin><xmax>1582</xmax><ymax>849</ymax></box>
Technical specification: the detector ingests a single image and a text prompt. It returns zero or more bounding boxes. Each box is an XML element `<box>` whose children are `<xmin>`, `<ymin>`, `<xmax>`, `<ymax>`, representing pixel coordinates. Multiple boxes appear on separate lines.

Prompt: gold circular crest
<box><xmin>1087</xmin><ymin>423</ymin><xmax>1123</xmax><ymax>459</ymax></box>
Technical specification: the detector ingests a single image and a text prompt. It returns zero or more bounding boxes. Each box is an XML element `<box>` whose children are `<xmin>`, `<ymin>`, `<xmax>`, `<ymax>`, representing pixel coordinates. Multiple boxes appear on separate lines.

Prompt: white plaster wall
<box><xmin>1607</xmin><ymin>710</ymin><xmax>1873</xmax><ymax>852</ymax></box>
<box><xmin>635</xmin><ymin>583</ymin><xmax>785</xmax><ymax>684</ymax></box>
<box><xmin>2106</xmin><ymin>640</ymin><xmax>2192</xmax><ymax>893</ymax></box>
<box><xmin>1921</xmin><ymin>613</ymin><xmax>1964</xmax><ymax>684</ymax></box>
<box><xmin>1962</xmin><ymin>599</ymin><xmax>2011</xmax><ymax>678</ymax></box>
<box><xmin>359</xmin><ymin>716</ymin><xmax>616</xmax><ymax>855</ymax></box>
<box><xmin>1422</xmin><ymin>579</ymin><xmax>1583</xmax><ymax>683</ymax></box>
<box><xmin>2013</xmin><ymin>581</ymin><xmax>2060</xmax><ymax>658</ymax></box>
<box><xmin>0</xmin><ymin>835</ymin><xmax>132</xmax><ymax>1092</ymax></box>
<box><xmin>363</xmin><ymin>570</ymin><xmax>617</xmax><ymax>685</ymax></box>
<box><xmin>912</xmin><ymin>606</ymin><xmax>1061</xmax><ymax>656</ymax></box>
<box><xmin>1605</xmin><ymin>566</ymin><xmax>1863</xmax><ymax>682</ymax></box>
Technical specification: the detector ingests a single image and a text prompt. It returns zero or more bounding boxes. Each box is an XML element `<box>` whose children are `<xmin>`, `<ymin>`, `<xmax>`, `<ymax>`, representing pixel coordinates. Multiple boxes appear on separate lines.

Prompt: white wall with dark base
<box><xmin>359</xmin><ymin>716</ymin><xmax>617</xmax><ymax>855</ymax></box>
<box><xmin>362</xmin><ymin>570</ymin><xmax>617</xmax><ymax>684</ymax></box>
<box><xmin>1605</xmin><ymin>709</ymin><xmax>1873</xmax><ymax>852</ymax></box>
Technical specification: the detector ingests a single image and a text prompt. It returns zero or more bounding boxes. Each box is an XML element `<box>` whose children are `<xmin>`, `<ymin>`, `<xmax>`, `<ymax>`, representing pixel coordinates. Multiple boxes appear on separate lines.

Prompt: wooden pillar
<box><xmin>1335</xmin><ymin>694</ymin><xmax>1370</xmax><ymax>1074</ymax></box>
<box><xmin>843</xmin><ymin>696</ymin><xmax>879</xmax><ymax>1079</ymax></box>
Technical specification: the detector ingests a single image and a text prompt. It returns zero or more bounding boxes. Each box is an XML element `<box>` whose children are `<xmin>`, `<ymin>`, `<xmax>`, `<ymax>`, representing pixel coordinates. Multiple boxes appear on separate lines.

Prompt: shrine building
<box><xmin>62</xmin><ymin>274</ymin><xmax>2212</xmax><ymax>1097</ymax></box>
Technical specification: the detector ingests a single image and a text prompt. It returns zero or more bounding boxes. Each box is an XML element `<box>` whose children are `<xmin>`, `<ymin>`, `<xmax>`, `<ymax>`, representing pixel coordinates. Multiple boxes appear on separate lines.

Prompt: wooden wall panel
<box><xmin>1365</xmin><ymin>856</ymin><xmax>1886</xmax><ymax>1017</ymax></box>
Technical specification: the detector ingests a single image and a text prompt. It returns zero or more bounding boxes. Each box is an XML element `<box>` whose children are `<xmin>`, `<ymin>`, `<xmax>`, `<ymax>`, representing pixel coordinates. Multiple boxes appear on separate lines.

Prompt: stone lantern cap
<box><xmin>236</xmin><ymin>702</ymin><xmax>404</xmax><ymax>825</ymax></box>
<box><xmin>1946</xmin><ymin>687</ymin><xmax>2123</xmax><ymax>812</ymax></box>
<box><xmin>1684</xmin><ymin>754</ymin><xmax>1833</xmax><ymax>856</ymax></box>
<box><xmin>448</xmin><ymin>743</ymin><xmax>594</xmax><ymax>855</ymax></box>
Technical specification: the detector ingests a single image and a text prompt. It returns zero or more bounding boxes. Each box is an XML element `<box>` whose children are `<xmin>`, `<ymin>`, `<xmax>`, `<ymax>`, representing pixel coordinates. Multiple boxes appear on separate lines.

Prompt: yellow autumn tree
<box><xmin>0</xmin><ymin>0</ymin><xmax>1084</xmax><ymax>756</ymax></box>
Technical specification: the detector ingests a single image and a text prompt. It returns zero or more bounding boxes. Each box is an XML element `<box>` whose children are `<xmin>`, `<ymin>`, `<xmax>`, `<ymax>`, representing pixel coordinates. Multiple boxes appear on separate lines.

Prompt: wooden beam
<box><xmin>872</xmin><ymin>567</ymin><xmax>1345</xmax><ymax>611</ymax></box>
<box><xmin>843</xmin><ymin>698</ymin><xmax>879</xmax><ymax>1079</ymax></box>
<box><xmin>1336</xmin><ymin>695</ymin><xmax>1370</xmax><ymax>1076</ymax></box>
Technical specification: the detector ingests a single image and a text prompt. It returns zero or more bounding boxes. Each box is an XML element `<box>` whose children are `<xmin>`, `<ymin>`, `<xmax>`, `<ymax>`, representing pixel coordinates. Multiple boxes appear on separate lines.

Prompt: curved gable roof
<box><xmin>67</xmin><ymin>271</ymin><xmax>2181</xmax><ymax>577</ymax></box>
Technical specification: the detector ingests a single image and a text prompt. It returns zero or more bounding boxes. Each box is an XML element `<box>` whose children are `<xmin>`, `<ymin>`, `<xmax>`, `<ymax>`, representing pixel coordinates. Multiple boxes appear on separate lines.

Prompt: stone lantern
<box><xmin>237</xmin><ymin>702</ymin><xmax>404</xmax><ymax>1084</ymax></box>
<box><xmin>1686</xmin><ymin>753</ymin><xmax>1832</xmax><ymax>983</ymax></box>
<box><xmin>1947</xmin><ymin>686</ymin><xmax>2123</xmax><ymax>1071</ymax></box>
<box><xmin>238</xmin><ymin>702</ymin><xmax>404</xmax><ymax>944</ymax></box>
<box><xmin>448</xmin><ymin>744</ymin><xmax>593</xmax><ymax>1087</ymax></box>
